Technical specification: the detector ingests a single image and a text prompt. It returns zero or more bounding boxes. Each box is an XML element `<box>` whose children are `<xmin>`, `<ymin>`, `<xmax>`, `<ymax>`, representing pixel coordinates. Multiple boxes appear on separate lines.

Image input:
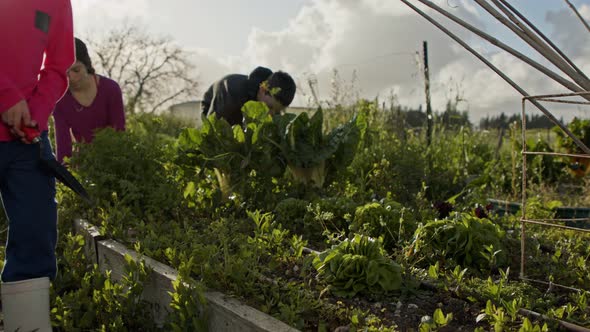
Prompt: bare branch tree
<box><xmin>86</xmin><ymin>23</ymin><xmax>199</xmax><ymax>114</ymax></box>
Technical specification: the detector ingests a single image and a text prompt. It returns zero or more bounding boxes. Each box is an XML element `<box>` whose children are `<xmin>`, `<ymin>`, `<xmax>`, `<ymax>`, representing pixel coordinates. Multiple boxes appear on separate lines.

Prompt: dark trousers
<box><xmin>0</xmin><ymin>131</ymin><xmax>57</xmax><ymax>282</ymax></box>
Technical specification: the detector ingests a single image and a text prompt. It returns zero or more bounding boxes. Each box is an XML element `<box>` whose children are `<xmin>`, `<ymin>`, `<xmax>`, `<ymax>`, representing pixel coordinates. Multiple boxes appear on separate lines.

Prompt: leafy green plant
<box><xmin>445</xmin><ymin>265</ymin><xmax>468</xmax><ymax>295</ymax></box>
<box><xmin>419</xmin><ymin>308</ymin><xmax>453</xmax><ymax>332</ymax></box>
<box><xmin>70</xmin><ymin>127</ymin><xmax>184</xmax><ymax>221</ymax></box>
<box><xmin>518</xmin><ymin>318</ymin><xmax>549</xmax><ymax>332</ymax></box>
<box><xmin>553</xmin><ymin>117</ymin><xmax>590</xmax><ymax>154</ymax></box>
<box><xmin>53</xmin><ymin>104</ymin><xmax>590</xmax><ymax>331</ymax></box>
<box><xmin>553</xmin><ymin>118</ymin><xmax>590</xmax><ymax>177</ymax></box>
<box><xmin>248</xmin><ymin>210</ymin><xmax>293</xmax><ymax>264</ymax></box>
<box><xmin>409</xmin><ymin>212</ymin><xmax>508</xmax><ymax>272</ymax></box>
<box><xmin>52</xmin><ymin>255</ymin><xmax>156</xmax><ymax>331</ymax></box>
<box><xmin>273</xmin><ymin>198</ymin><xmax>309</xmax><ymax>235</ymax></box>
<box><xmin>476</xmin><ymin>300</ymin><xmax>509</xmax><ymax>332</ymax></box>
<box><xmin>350</xmin><ymin>201</ymin><xmax>415</xmax><ymax>250</ymax></box>
<box><xmin>276</xmin><ymin>108</ymin><xmax>365</xmax><ymax>187</ymax></box>
<box><xmin>177</xmin><ymin>101</ymin><xmax>284</xmax><ymax>199</ymax></box>
<box><xmin>312</xmin><ymin>234</ymin><xmax>402</xmax><ymax>297</ymax></box>
<box><xmin>166</xmin><ymin>259</ymin><xmax>208</xmax><ymax>332</ymax></box>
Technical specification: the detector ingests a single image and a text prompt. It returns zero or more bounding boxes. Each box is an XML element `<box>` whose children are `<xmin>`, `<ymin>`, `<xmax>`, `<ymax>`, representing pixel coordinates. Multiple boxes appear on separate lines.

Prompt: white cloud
<box><xmin>546</xmin><ymin>4</ymin><xmax>590</xmax><ymax>58</ymax></box>
<box><xmin>71</xmin><ymin>0</ymin><xmax>589</xmax><ymax>121</ymax></box>
<box><xmin>71</xmin><ymin>0</ymin><xmax>149</xmax><ymax>35</ymax></box>
<box><xmin>233</xmin><ymin>0</ymin><xmax>589</xmax><ymax>121</ymax></box>
<box><xmin>234</xmin><ymin>0</ymin><xmax>487</xmax><ymax>112</ymax></box>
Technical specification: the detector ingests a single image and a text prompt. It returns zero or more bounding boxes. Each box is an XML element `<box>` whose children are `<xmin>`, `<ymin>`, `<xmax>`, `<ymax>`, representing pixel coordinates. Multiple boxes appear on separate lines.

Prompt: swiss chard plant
<box><xmin>177</xmin><ymin>101</ymin><xmax>284</xmax><ymax>199</ymax></box>
<box><xmin>275</xmin><ymin>108</ymin><xmax>366</xmax><ymax>187</ymax></box>
<box><xmin>312</xmin><ymin>234</ymin><xmax>403</xmax><ymax>298</ymax></box>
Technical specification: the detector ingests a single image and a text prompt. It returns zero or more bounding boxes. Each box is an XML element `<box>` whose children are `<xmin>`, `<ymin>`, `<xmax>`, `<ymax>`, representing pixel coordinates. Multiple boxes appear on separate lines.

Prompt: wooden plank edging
<box><xmin>73</xmin><ymin>219</ymin><xmax>299</xmax><ymax>332</ymax></box>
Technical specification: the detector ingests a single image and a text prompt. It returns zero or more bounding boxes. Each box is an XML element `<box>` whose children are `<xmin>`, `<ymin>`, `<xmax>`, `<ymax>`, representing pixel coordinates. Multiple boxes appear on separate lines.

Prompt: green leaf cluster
<box><xmin>553</xmin><ymin>117</ymin><xmax>590</xmax><ymax>153</ymax></box>
<box><xmin>52</xmin><ymin>256</ymin><xmax>156</xmax><ymax>331</ymax></box>
<box><xmin>313</xmin><ymin>234</ymin><xmax>402</xmax><ymax>298</ymax></box>
<box><xmin>277</xmin><ymin>109</ymin><xmax>366</xmax><ymax>187</ymax></box>
<box><xmin>351</xmin><ymin>201</ymin><xmax>416</xmax><ymax>250</ymax></box>
<box><xmin>410</xmin><ymin>213</ymin><xmax>508</xmax><ymax>272</ymax></box>
<box><xmin>69</xmin><ymin>127</ymin><xmax>182</xmax><ymax>219</ymax></box>
<box><xmin>177</xmin><ymin>101</ymin><xmax>285</xmax><ymax>196</ymax></box>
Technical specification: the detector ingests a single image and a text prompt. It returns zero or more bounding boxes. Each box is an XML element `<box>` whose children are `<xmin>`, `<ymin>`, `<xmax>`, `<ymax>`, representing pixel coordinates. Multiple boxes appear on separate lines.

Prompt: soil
<box><xmin>324</xmin><ymin>290</ymin><xmax>480</xmax><ymax>331</ymax></box>
<box><xmin>320</xmin><ymin>285</ymin><xmax>483</xmax><ymax>331</ymax></box>
<box><xmin>263</xmin><ymin>257</ymin><xmax>485</xmax><ymax>332</ymax></box>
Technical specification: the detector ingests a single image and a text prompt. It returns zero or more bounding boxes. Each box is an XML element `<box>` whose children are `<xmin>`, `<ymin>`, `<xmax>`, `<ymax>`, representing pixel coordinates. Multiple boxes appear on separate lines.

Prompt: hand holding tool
<box><xmin>20</xmin><ymin>124</ymin><xmax>92</xmax><ymax>204</ymax></box>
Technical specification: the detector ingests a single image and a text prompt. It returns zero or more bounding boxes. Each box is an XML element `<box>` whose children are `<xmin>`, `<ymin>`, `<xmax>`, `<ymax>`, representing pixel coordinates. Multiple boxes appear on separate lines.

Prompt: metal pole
<box><xmin>423</xmin><ymin>41</ymin><xmax>433</xmax><ymax>146</ymax></box>
<box><xmin>400</xmin><ymin>0</ymin><xmax>590</xmax><ymax>155</ymax></box>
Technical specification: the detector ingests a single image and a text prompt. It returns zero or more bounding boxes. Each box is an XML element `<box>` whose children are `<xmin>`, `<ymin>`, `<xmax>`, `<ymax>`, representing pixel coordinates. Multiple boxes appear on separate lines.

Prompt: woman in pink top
<box><xmin>53</xmin><ymin>38</ymin><xmax>126</xmax><ymax>162</ymax></box>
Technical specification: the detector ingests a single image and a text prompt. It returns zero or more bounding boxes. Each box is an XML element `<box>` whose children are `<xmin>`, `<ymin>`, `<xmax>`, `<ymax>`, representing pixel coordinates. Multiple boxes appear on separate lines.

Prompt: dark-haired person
<box><xmin>201</xmin><ymin>66</ymin><xmax>296</xmax><ymax>126</ymax></box>
<box><xmin>53</xmin><ymin>37</ymin><xmax>126</xmax><ymax>162</ymax></box>
<box><xmin>0</xmin><ymin>0</ymin><xmax>74</xmax><ymax>330</ymax></box>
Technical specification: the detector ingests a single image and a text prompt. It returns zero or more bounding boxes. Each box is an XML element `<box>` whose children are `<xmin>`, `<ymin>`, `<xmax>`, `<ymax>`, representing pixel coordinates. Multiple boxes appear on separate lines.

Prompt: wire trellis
<box><xmin>520</xmin><ymin>91</ymin><xmax>590</xmax><ymax>293</ymax></box>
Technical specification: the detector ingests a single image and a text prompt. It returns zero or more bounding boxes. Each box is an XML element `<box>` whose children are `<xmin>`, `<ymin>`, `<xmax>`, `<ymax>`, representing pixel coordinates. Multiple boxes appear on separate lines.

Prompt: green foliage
<box><xmin>51</xmin><ymin>104</ymin><xmax>590</xmax><ymax>330</ymax></box>
<box><xmin>166</xmin><ymin>260</ymin><xmax>208</xmax><ymax>332</ymax></box>
<box><xmin>278</xmin><ymin>108</ymin><xmax>365</xmax><ymax>187</ymax></box>
<box><xmin>177</xmin><ymin>101</ymin><xmax>284</xmax><ymax>198</ymax></box>
<box><xmin>128</xmin><ymin>112</ymin><xmax>193</xmax><ymax>140</ymax></box>
<box><xmin>248</xmin><ymin>210</ymin><xmax>294</xmax><ymax>264</ymax></box>
<box><xmin>554</xmin><ymin>117</ymin><xmax>590</xmax><ymax>153</ymax></box>
<box><xmin>518</xmin><ymin>318</ymin><xmax>549</xmax><ymax>332</ymax></box>
<box><xmin>313</xmin><ymin>234</ymin><xmax>402</xmax><ymax>297</ymax></box>
<box><xmin>526</xmin><ymin>136</ymin><xmax>566</xmax><ymax>183</ymax></box>
<box><xmin>69</xmin><ymin>127</ymin><xmax>183</xmax><ymax>220</ymax></box>
<box><xmin>426</xmin><ymin>126</ymin><xmax>495</xmax><ymax>200</ymax></box>
<box><xmin>273</xmin><ymin>198</ymin><xmax>310</xmax><ymax>235</ymax></box>
<box><xmin>409</xmin><ymin>213</ymin><xmax>508</xmax><ymax>272</ymax></box>
<box><xmin>52</xmin><ymin>256</ymin><xmax>157</xmax><ymax>331</ymax></box>
<box><xmin>350</xmin><ymin>201</ymin><xmax>416</xmax><ymax>250</ymax></box>
<box><xmin>419</xmin><ymin>308</ymin><xmax>453</xmax><ymax>332</ymax></box>
<box><xmin>52</xmin><ymin>233</ymin><xmax>90</xmax><ymax>296</ymax></box>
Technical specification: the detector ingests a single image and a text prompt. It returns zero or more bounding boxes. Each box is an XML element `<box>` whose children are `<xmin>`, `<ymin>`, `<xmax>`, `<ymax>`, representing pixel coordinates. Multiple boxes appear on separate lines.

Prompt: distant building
<box><xmin>168</xmin><ymin>100</ymin><xmax>202</xmax><ymax>126</ymax></box>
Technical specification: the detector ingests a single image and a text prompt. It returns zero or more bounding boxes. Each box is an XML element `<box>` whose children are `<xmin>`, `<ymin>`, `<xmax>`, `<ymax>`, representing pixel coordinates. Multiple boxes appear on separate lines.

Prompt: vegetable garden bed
<box><xmin>73</xmin><ymin>219</ymin><xmax>299</xmax><ymax>332</ymax></box>
<box><xmin>52</xmin><ymin>107</ymin><xmax>590</xmax><ymax>331</ymax></box>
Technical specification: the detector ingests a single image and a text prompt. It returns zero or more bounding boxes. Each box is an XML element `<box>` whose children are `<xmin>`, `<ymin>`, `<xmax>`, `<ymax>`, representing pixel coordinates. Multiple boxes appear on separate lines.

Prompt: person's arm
<box><xmin>201</xmin><ymin>84</ymin><xmax>213</xmax><ymax>117</ymax></box>
<box><xmin>27</xmin><ymin>0</ymin><xmax>74</xmax><ymax>128</ymax></box>
<box><xmin>53</xmin><ymin>107</ymin><xmax>72</xmax><ymax>163</ymax></box>
<box><xmin>0</xmin><ymin>74</ymin><xmax>24</xmax><ymax>114</ymax></box>
<box><xmin>0</xmin><ymin>75</ymin><xmax>33</xmax><ymax>139</ymax></box>
<box><xmin>107</xmin><ymin>80</ymin><xmax>126</xmax><ymax>131</ymax></box>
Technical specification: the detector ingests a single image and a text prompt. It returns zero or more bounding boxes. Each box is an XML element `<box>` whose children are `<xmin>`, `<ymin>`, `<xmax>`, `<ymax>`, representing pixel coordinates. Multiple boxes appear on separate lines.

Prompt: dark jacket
<box><xmin>201</xmin><ymin>67</ymin><xmax>272</xmax><ymax>126</ymax></box>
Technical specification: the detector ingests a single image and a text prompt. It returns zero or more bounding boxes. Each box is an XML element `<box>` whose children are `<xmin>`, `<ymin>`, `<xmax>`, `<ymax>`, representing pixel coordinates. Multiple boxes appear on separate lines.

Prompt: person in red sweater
<box><xmin>53</xmin><ymin>38</ymin><xmax>126</xmax><ymax>163</ymax></box>
<box><xmin>0</xmin><ymin>1</ymin><xmax>74</xmax><ymax>331</ymax></box>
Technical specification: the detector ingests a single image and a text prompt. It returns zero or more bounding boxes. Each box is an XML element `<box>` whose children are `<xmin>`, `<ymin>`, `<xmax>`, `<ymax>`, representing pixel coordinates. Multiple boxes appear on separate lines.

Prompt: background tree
<box><xmin>86</xmin><ymin>24</ymin><xmax>199</xmax><ymax>114</ymax></box>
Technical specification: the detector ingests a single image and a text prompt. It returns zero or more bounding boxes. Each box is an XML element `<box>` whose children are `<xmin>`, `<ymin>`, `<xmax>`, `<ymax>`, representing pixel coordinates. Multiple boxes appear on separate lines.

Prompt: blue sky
<box><xmin>71</xmin><ymin>0</ymin><xmax>590</xmax><ymax>121</ymax></box>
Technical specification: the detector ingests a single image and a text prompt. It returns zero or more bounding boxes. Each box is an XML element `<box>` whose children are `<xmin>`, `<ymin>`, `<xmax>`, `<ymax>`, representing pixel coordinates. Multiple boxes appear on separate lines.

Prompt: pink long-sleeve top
<box><xmin>53</xmin><ymin>75</ymin><xmax>126</xmax><ymax>162</ymax></box>
<box><xmin>0</xmin><ymin>0</ymin><xmax>74</xmax><ymax>141</ymax></box>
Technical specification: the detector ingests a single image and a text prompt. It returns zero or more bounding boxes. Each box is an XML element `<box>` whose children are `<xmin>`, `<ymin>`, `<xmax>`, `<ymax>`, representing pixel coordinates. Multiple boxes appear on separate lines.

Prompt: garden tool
<box><xmin>21</xmin><ymin>125</ymin><xmax>92</xmax><ymax>205</ymax></box>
